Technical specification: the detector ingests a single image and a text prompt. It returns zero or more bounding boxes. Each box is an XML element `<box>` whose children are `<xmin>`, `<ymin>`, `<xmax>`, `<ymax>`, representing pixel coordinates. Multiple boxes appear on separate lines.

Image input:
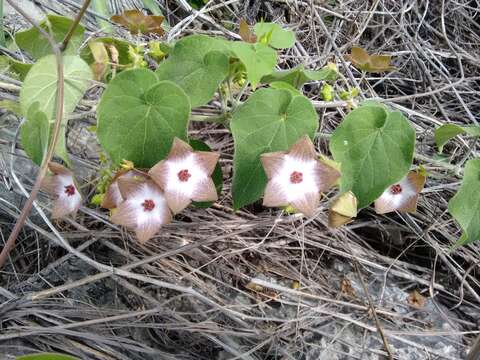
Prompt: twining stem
<box><xmin>60</xmin><ymin>0</ymin><xmax>92</xmax><ymax>51</ymax></box>
<box><xmin>0</xmin><ymin>0</ymin><xmax>87</xmax><ymax>270</ymax></box>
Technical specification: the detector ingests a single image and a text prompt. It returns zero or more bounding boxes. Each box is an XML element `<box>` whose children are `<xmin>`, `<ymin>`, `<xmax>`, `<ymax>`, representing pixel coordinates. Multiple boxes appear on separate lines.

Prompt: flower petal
<box><xmin>260</xmin><ymin>151</ymin><xmax>286</xmax><ymax>179</ymax></box>
<box><xmin>51</xmin><ymin>195</ymin><xmax>81</xmax><ymax>219</ymax></box>
<box><xmin>48</xmin><ymin>162</ymin><xmax>71</xmax><ymax>176</ymax></box>
<box><xmin>148</xmin><ymin>160</ymin><xmax>168</xmax><ymax>190</ymax></box>
<box><xmin>41</xmin><ymin>175</ymin><xmax>61</xmax><ymax>195</ymax></box>
<box><xmin>135</xmin><ymin>222</ymin><xmax>163</xmax><ymax>244</ymax></box>
<box><xmin>290</xmin><ymin>191</ymin><xmax>320</xmax><ymax>217</ymax></box>
<box><xmin>195</xmin><ymin>151</ymin><xmax>220</xmax><ymax>175</ymax></box>
<box><xmin>263</xmin><ymin>180</ymin><xmax>289</xmax><ymax>207</ymax></box>
<box><xmin>110</xmin><ymin>201</ymin><xmax>139</xmax><ymax>228</ymax></box>
<box><xmin>315</xmin><ymin>162</ymin><xmax>341</xmax><ymax>192</ymax></box>
<box><xmin>117</xmin><ymin>177</ymin><xmax>148</xmax><ymax>199</ymax></box>
<box><xmin>168</xmin><ymin>137</ymin><xmax>193</xmax><ymax>160</ymax></box>
<box><xmin>191</xmin><ymin>178</ymin><xmax>218</xmax><ymax>202</ymax></box>
<box><xmin>165</xmin><ymin>189</ymin><xmax>192</xmax><ymax>214</ymax></box>
<box><xmin>288</xmin><ymin>135</ymin><xmax>317</xmax><ymax>162</ymax></box>
<box><xmin>101</xmin><ymin>181</ymin><xmax>122</xmax><ymax>209</ymax></box>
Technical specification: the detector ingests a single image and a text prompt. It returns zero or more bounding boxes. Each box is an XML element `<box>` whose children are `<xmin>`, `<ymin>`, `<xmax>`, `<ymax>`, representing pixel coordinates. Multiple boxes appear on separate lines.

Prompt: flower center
<box><xmin>177</xmin><ymin>169</ymin><xmax>191</xmax><ymax>182</ymax></box>
<box><xmin>290</xmin><ymin>171</ymin><xmax>303</xmax><ymax>184</ymax></box>
<box><xmin>142</xmin><ymin>199</ymin><xmax>155</xmax><ymax>212</ymax></box>
<box><xmin>64</xmin><ymin>184</ymin><xmax>76</xmax><ymax>197</ymax></box>
<box><xmin>390</xmin><ymin>184</ymin><xmax>402</xmax><ymax>195</ymax></box>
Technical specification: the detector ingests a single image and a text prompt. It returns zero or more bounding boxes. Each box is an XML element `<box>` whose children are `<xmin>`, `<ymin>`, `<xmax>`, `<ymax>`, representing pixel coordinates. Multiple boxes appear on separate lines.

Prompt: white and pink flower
<box><xmin>148</xmin><ymin>138</ymin><xmax>219</xmax><ymax>214</ymax></box>
<box><xmin>41</xmin><ymin>162</ymin><xmax>82</xmax><ymax>219</ymax></box>
<box><xmin>101</xmin><ymin>169</ymin><xmax>147</xmax><ymax>209</ymax></box>
<box><xmin>374</xmin><ymin>171</ymin><xmax>426</xmax><ymax>214</ymax></box>
<box><xmin>110</xmin><ymin>177</ymin><xmax>172</xmax><ymax>243</ymax></box>
<box><xmin>260</xmin><ymin>135</ymin><xmax>340</xmax><ymax>217</ymax></box>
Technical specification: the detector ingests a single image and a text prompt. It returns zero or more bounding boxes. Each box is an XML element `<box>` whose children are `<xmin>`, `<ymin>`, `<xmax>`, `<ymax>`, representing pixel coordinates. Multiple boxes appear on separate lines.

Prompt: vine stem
<box><xmin>0</xmin><ymin>1</ymin><xmax>86</xmax><ymax>270</ymax></box>
<box><xmin>60</xmin><ymin>0</ymin><xmax>92</xmax><ymax>51</ymax></box>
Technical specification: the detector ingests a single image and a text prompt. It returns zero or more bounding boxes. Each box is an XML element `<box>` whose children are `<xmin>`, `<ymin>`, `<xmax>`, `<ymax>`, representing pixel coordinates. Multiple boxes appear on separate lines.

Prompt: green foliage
<box><xmin>261</xmin><ymin>64</ymin><xmax>337</xmax><ymax>88</ymax></box>
<box><xmin>253</xmin><ymin>22</ymin><xmax>295</xmax><ymax>49</ymax></box>
<box><xmin>0</xmin><ymin>56</ymin><xmax>32</xmax><ymax>80</ymax></box>
<box><xmin>330</xmin><ymin>103</ymin><xmax>415</xmax><ymax>209</ymax></box>
<box><xmin>97</xmin><ymin>69</ymin><xmax>190</xmax><ymax>168</ymax></box>
<box><xmin>269</xmin><ymin>81</ymin><xmax>302</xmax><ymax>96</ymax></box>
<box><xmin>190</xmin><ymin>139</ymin><xmax>223</xmax><ymax>208</ymax></box>
<box><xmin>156</xmin><ymin>35</ymin><xmax>229</xmax><ymax>107</ymax></box>
<box><xmin>20</xmin><ymin>55</ymin><xmax>92</xmax><ymax>163</ymax></box>
<box><xmin>15</xmin><ymin>15</ymin><xmax>84</xmax><ymax>59</ymax></box>
<box><xmin>448</xmin><ymin>159</ymin><xmax>480</xmax><ymax>247</ymax></box>
<box><xmin>20</xmin><ymin>102</ymin><xmax>49</xmax><ymax>166</ymax></box>
<box><xmin>231</xmin><ymin>88</ymin><xmax>317</xmax><ymax>209</ymax></box>
<box><xmin>16</xmin><ymin>353</ymin><xmax>77</xmax><ymax>360</ymax></box>
<box><xmin>230</xmin><ymin>42</ymin><xmax>277</xmax><ymax>89</ymax></box>
<box><xmin>435</xmin><ymin>124</ymin><xmax>480</xmax><ymax>152</ymax></box>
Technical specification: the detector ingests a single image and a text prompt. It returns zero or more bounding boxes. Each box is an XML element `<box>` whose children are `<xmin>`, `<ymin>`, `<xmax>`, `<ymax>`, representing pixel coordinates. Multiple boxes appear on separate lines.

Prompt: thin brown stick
<box><xmin>0</xmin><ymin>0</ymin><xmax>68</xmax><ymax>270</ymax></box>
<box><xmin>60</xmin><ymin>0</ymin><xmax>92</xmax><ymax>52</ymax></box>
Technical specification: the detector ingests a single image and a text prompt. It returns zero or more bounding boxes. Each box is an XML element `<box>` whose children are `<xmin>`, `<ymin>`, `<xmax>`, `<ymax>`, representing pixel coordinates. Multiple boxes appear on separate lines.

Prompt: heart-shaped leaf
<box><xmin>111</xmin><ymin>10</ymin><xmax>165</xmax><ymax>35</ymax></box>
<box><xmin>20</xmin><ymin>55</ymin><xmax>92</xmax><ymax>163</ymax></box>
<box><xmin>15</xmin><ymin>15</ymin><xmax>84</xmax><ymax>59</ymax></box>
<box><xmin>230</xmin><ymin>42</ymin><xmax>277</xmax><ymax>89</ymax></box>
<box><xmin>435</xmin><ymin>124</ymin><xmax>480</xmax><ymax>152</ymax></box>
<box><xmin>156</xmin><ymin>35</ymin><xmax>230</xmax><ymax>107</ymax></box>
<box><xmin>97</xmin><ymin>68</ymin><xmax>190</xmax><ymax>167</ymax></box>
<box><xmin>231</xmin><ymin>88</ymin><xmax>318</xmax><ymax>209</ymax></box>
<box><xmin>330</xmin><ymin>103</ymin><xmax>415</xmax><ymax>209</ymax></box>
<box><xmin>253</xmin><ymin>22</ymin><xmax>295</xmax><ymax>49</ymax></box>
<box><xmin>449</xmin><ymin>159</ymin><xmax>480</xmax><ymax>247</ymax></box>
<box><xmin>261</xmin><ymin>63</ymin><xmax>337</xmax><ymax>88</ymax></box>
<box><xmin>348</xmin><ymin>47</ymin><xmax>395</xmax><ymax>73</ymax></box>
<box><xmin>20</xmin><ymin>102</ymin><xmax>49</xmax><ymax>166</ymax></box>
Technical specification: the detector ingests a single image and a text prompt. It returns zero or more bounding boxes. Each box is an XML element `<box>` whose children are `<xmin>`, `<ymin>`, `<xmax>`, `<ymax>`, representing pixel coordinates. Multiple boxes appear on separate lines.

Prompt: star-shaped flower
<box><xmin>148</xmin><ymin>138</ymin><xmax>220</xmax><ymax>214</ymax></box>
<box><xmin>41</xmin><ymin>162</ymin><xmax>82</xmax><ymax>219</ymax></box>
<box><xmin>374</xmin><ymin>171</ymin><xmax>426</xmax><ymax>214</ymax></box>
<box><xmin>111</xmin><ymin>177</ymin><xmax>172</xmax><ymax>243</ymax></box>
<box><xmin>101</xmin><ymin>169</ymin><xmax>147</xmax><ymax>209</ymax></box>
<box><xmin>260</xmin><ymin>135</ymin><xmax>341</xmax><ymax>217</ymax></box>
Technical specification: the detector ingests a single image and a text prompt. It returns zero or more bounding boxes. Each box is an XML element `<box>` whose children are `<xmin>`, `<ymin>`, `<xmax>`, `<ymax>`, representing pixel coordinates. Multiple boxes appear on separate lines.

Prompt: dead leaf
<box><xmin>348</xmin><ymin>46</ymin><xmax>395</xmax><ymax>73</ymax></box>
<box><xmin>111</xmin><ymin>10</ymin><xmax>165</xmax><ymax>36</ymax></box>
<box><xmin>245</xmin><ymin>281</ymin><xmax>279</xmax><ymax>301</ymax></box>
<box><xmin>88</xmin><ymin>41</ymin><xmax>109</xmax><ymax>81</ymax></box>
<box><xmin>328</xmin><ymin>191</ymin><xmax>357</xmax><ymax>228</ymax></box>
<box><xmin>239</xmin><ymin>19</ymin><xmax>257</xmax><ymax>43</ymax></box>
<box><xmin>407</xmin><ymin>290</ymin><xmax>426</xmax><ymax>309</ymax></box>
<box><xmin>340</xmin><ymin>278</ymin><xmax>356</xmax><ymax>297</ymax></box>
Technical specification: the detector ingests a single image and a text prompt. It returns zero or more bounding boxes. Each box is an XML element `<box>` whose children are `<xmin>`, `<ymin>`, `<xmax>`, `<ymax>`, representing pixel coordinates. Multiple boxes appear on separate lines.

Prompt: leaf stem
<box><xmin>60</xmin><ymin>0</ymin><xmax>92</xmax><ymax>52</ymax></box>
<box><xmin>0</xmin><ymin>0</ymin><xmax>67</xmax><ymax>270</ymax></box>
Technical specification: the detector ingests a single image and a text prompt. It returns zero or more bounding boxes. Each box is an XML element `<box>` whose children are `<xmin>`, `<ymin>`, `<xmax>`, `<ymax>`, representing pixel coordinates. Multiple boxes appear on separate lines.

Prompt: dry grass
<box><xmin>1</xmin><ymin>0</ymin><xmax>480</xmax><ymax>359</ymax></box>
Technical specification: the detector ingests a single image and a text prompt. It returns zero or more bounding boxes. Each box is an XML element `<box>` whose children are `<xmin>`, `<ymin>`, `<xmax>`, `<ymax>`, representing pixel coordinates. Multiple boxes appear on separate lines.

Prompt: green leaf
<box><xmin>20</xmin><ymin>55</ymin><xmax>92</xmax><ymax>163</ymax></box>
<box><xmin>16</xmin><ymin>353</ymin><xmax>77</xmax><ymax>360</ymax></box>
<box><xmin>230</xmin><ymin>42</ymin><xmax>277</xmax><ymax>89</ymax></box>
<box><xmin>253</xmin><ymin>22</ymin><xmax>295</xmax><ymax>49</ymax></box>
<box><xmin>15</xmin><ymin>15</ymin><xmax>84</xmax><ymax>59</ymax></box>
<box><xmin>330</xmin><ymin>104</ymin><xmax>415</xmax><ymax>209</ymax></box>
<box><xmin>0</xmin><ymin>56</ymin><xmax>33</xmax><ymax>80</ymax></box>
<box><xmin>189</xmin><ymin>139</ymin><xmax>223</xmax><ymax>208</ymax></box>
<box><xmin>156</xmin><ymin>35</ymin><xmax>229</xmax><ymax>107</ymax></box>
<box><xmin>435</xmin><ymin>124</ymin><xmax>480</xmax><ymax>152</ymax></box>
<box><xmin>97</xmin><ymin>69</ymin><xmax>191</xmax><ymax>168</ymax></box>
<box><xmin>269</xmin><ymin>81</ymin><xmax>302</xmax><ymax>96</ymax></box>
<box><xmin>231</xmin><ymin>88</ymin><xmax>318</xmax><ymax>209</ymax></box>
<box><xmin>448</xmin><ymin>158</ymin><xmax>480</xmax><ymax>247</ymax></box>
<box><xmin>20</xmin><ymin>102</ymin><xmax>49</xmax><ymax>166</ymax></box>
<box><xmin>261</xmin><ymin>64</ymin><xmax>337</xmax><ymax>88</ymax></box>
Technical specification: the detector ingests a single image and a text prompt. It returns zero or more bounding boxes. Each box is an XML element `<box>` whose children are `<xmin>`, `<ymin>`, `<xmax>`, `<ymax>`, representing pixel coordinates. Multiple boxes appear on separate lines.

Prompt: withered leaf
<box><xmin>88</xmin><ymin>41</ymin><xmax>109</xmax><ymax>81</ymax></box>
<box><xmin>239</xmin><ymin>19</ymin><xmax>257</xmax><ymax>43</ymax></box>
<box><xmin>407</xmin><ymin>290</ymin><xmax>426</xmax><ymax>309</ymax></box>
<box><xmin>348</xmin><ymin>46</ymin><xmax>395</xmax><ymax>73</ymax></box>
<box><xmin>328</xmin><ymin>191</ymin><xmax>357</xmax><ymax>228</ymax></box>
<box><xmin>111</xmin><ymin>10</ymin><xmax>165</xmax><ymax>36</ymax></box>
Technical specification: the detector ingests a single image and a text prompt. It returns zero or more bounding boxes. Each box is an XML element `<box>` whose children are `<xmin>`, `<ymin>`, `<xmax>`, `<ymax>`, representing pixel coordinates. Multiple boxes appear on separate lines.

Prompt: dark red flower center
<box><xmin>64</xmin><ymin>184</ymin><xmax>76</xmax><ymax>197</ymax></box>
<box><xmin>290</xmin><ymin>171</ymin><xmax>303</xmax><ymax>184</ymax></box>
<box><xmin>142</xmin><ymin>199</ymin><xmax>155</xmax><ymax>212</ymax></box>
<box><xmin>390</xmin><ymin>184</ymin><xmax>402</xmax><ymax>195</ymax></box>
<box><xmin>177</xmin><ymin>169</ymin><xmax>191</xmax><ymax>182</ymax></box>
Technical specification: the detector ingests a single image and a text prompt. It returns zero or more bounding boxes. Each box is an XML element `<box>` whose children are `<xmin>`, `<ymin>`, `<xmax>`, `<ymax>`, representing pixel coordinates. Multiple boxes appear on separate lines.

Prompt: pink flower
<box><xmin>101</xmin><ymin>169</ymin><xmax>147</xmax><ymax>209</ymax></box>
<box><xmin>111</xmin><ymin>177</ymin><xmax>172</xmax><ymax>243</ymax></box>
<box><xmin>148</xmin><ymin>138</ymin><xmax>220</xmax><ymax>213</ymax></box>
<box><xmin>374</xmin><ymin>171</ymin><xmax>426</xmax><ymax>214</ymax></box>
<box><xmin>41</xmin><ymin>162</ymin><xmax>82</xmax><ymax>219</ymax></box>
<box><xmin>261</xmin><ymin>135</ymin><xmax>340</xmax><ymax>217</ymax></box>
